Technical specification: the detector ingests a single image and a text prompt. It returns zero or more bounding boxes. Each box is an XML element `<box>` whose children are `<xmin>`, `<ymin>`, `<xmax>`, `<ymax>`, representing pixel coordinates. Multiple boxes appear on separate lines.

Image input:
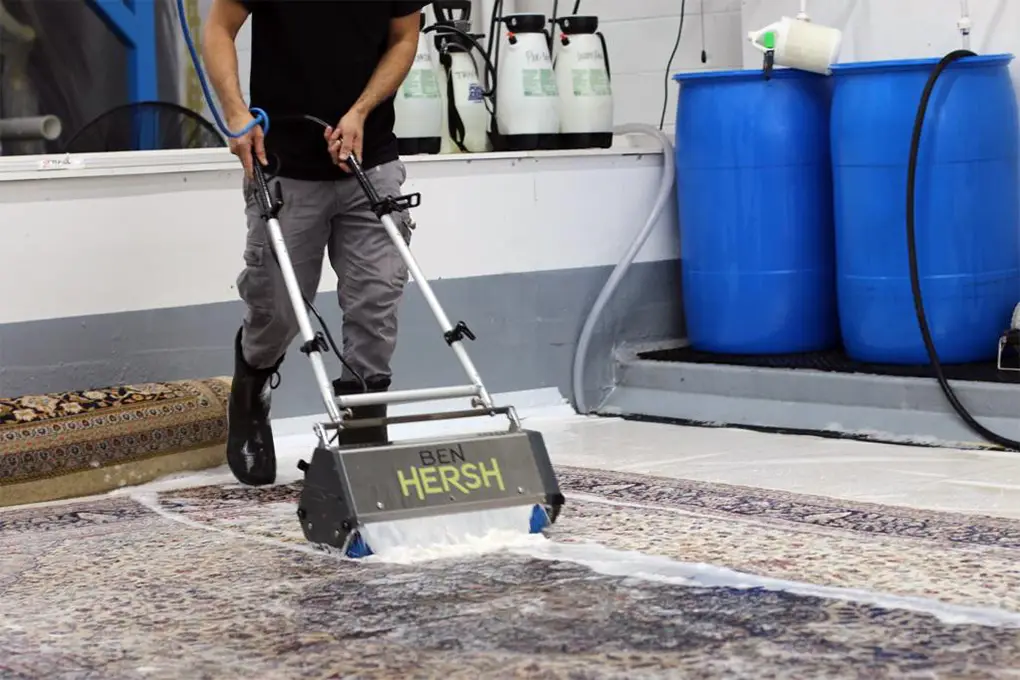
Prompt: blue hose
<box><xmin>175</xmin><ymin>0</ymin><xmax>270</xmax><ymax>136</ymax></box>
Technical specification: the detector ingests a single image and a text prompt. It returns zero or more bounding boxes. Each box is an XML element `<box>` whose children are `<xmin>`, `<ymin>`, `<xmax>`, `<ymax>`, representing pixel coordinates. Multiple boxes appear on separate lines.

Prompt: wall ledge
<box><xmin>600</xmin><ymin>341</ymin><xmax>1020</xmax><ymax>450</ymax></box>
<box><xmin>0</xmin><ymin>132</ymin><xmax>671</xmax><ymax>182</ymax></box>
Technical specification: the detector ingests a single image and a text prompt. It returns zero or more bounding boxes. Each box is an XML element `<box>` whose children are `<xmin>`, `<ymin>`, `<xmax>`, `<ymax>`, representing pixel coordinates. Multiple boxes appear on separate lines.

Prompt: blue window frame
<box><xmin>85</xmin><ymin>0</ymin><xmax>160</xmax><ymax>149</ymax></box>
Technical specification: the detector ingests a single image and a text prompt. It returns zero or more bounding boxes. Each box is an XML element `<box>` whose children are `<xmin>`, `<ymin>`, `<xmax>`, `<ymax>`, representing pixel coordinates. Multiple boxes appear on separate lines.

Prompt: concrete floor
<box><xmin>545</xmin><ymin>416</ymin><xmax>1020</xmax><ymax>520</ymax></box>
<box><xmin>142</xmin><ymin>388</ymin><xmax>1020</xmax><ymax>521</ymax></box>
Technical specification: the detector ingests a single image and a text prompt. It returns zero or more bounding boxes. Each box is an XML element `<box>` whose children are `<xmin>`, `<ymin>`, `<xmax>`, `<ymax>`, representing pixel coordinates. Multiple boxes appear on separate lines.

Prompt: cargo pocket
<box><xmin>236</xmin><ymin>240</ymin><xmax>275</xmax><ymax>313</ymax></box>
<box><xmin>372</xmin><ymin>159</ymin><xmax>415</xmax><ymax>245</ymax></box>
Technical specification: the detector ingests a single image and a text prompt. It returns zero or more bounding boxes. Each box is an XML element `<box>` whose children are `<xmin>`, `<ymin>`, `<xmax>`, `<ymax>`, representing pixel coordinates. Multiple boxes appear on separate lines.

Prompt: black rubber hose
<box><xmin>252</xmin><ymin>113</ymin><xmax>369</xmax><ymax>393</ymax></box>
<box><xmin>906</xmin><ymin>49</ymin><xmax>1020</xmax><ymax>450</ymax></box>
<box><xmin>422</xmin><ymin>24</ymin><xmax>498</xmax><ymax>96</ymax></box>
<box><xmin>658</xmin><ymin>0</ymin><xmax>686</xmax><ymax>130</ymax></box>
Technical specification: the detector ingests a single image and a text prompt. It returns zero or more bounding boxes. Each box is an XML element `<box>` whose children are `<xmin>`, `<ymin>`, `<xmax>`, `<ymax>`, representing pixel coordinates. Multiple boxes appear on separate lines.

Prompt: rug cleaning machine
<box><xmin>248</xmin><ymin>150</ymin><xmax>564</xmax><ymax>559</ymax></box>
<box><xmin>174</xmin><ymin>0</ymin><xmax>563</xmax><ymax>560</ymax></box>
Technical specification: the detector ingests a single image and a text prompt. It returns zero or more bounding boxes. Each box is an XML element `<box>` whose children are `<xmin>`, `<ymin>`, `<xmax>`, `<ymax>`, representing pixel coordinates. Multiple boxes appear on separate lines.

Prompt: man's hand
<box><xmin>227</xmin><ymin>111</ymin><xmax>267</xmax><ymax>180</ymax></box>
<box><xmin>325</xmin><ymin>108</ymin><xmax>366</xmax><ymax>173</ymax></box>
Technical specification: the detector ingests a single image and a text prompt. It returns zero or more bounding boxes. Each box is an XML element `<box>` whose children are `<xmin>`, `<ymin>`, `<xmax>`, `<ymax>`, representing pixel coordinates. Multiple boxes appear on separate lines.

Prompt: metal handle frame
<box><xmin>249</xmin><ymin>154</ymin><xmax>495</xmax><ymax>430</ymax></box>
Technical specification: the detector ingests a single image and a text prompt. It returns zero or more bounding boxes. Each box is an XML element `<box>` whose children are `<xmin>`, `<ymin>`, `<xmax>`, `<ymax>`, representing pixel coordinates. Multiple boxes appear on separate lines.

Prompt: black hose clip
<box><xmin>444</xmin><ymin>321</ymin><xmax>476</xmax><ymax>346</ymax></box>
<box><xmin>371</xmin><ymin>192</ymin><xmax>422</xmax><ymax>218</ymax></box>
<box><xmin>300</xmin><ymin>332</ymin><xmax>329</xmax><ymax>356</ymax></box>
<box><xmin>252</xmin><ymin>158</ymin><xmax>284</xmax><ymax>220</ymax></box>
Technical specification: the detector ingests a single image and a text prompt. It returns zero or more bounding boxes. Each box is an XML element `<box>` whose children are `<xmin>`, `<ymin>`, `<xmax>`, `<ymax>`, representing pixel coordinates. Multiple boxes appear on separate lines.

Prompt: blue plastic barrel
<box><xmin>673</xmin><ymin>69</ymin><xmax>838</xmax><ymax>354</ymax></box>
<box><xmin>830</xmin><ymin>55</ymin><xmax>1020</xmax><ymax>365</ymax></box>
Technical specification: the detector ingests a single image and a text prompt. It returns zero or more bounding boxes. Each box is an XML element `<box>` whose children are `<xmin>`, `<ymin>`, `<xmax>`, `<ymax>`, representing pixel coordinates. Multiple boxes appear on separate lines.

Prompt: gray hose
<box><xmin>571</xmin><ymin>123</ymin><xmax>676</xmax><ymax>413</ymax></box>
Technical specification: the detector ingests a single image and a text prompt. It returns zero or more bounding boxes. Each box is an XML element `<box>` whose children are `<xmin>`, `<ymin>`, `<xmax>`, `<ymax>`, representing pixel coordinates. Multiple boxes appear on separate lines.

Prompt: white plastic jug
<box><xmin>492</xmin><ymin>13</ymin><xmax>560</xmax><ymax>150</ymax></box>
<box><xmin>747</xmin><ymin>16</ymin><xmax>842</xmax><ymax>75</ymax></box>
<box><xmin>553</xmin><ymin>15</ymin><xmax>613</xmax><ymax>150</ymax></box>
<box><xmin>394</xmin><ymin>16</ymin><xmax>444</xmax><ymax>155</ymax></box>
<box><xmin>438</xmin><ymin>50</ymin><xmax>491</xmax><ymax>154</ymax></box>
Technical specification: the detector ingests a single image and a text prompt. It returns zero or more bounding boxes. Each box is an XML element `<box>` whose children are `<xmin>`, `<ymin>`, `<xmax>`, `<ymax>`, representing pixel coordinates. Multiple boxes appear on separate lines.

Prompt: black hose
<box><xmin>486</xmin><ymin>0</ymin><xmax>500</xmax><ymax>77</ymax></box>
<box><xmin>550</xmin><ymin>0</ymin><xmax>558</xmax><ymax>53</ymax></box>
<box><xmin>907</xmin><ymin>49</ymin><xmax>1019</xmax><ymax>450</ymax></box>
<box><xmin>659</xmin><ymin>0</ymin><xmax>686</xmax><ymax>130</ymax></box>
<box><xmin>487</xmin><ymin>0</ymin><xmax>502</xmax><ymax>126</ymax></box>
<box><xmin>253</xmin><ymin>113</ymin><xmax>369</xmax><ymax>393</ymax></box>
<box><xmin>422</xmin><ymin>24</ymin><xmax>497</xmax><ymax>96</ymax></box>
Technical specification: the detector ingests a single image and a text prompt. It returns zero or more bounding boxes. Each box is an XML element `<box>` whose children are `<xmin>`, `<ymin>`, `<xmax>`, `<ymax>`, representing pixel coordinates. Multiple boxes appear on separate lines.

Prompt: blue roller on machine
<box><xmin>175</xmin><ymin>0</ymin><xmax>564</xmax><ymax>558</ymax></box>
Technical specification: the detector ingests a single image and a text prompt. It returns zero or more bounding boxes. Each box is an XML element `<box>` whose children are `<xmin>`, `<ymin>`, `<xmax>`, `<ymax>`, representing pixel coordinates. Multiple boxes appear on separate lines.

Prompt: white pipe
<box><xmin>797</xmin><ymin>0</ymin><xmax>809</xmax><ymax>21</ymax></box>
<box><xmin>958</xmin><ymin>0</ymin><xmax>972</xmax><ymax>50</ymax></box>
<box><xmin>571</xmin><ymin>123</ymin><xmax>675</xmax><ymax>414</ymax></box>
<box><xmin>337</xmin><ymin>384</ymin><xmax>481</xmax><ymax>408</ymax></box>
<box><xmin>0</xmin><ymin>115</ymin><xmax>63</xmax><ymax>141</ymax></box>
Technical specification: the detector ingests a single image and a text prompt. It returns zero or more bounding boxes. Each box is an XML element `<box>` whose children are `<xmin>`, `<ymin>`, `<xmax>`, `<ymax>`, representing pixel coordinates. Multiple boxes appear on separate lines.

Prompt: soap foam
<box><xmin>509</xmin><ymin>540</ymin><xmax>1020</xmax><ymax>629</ymax></box>
<box><xmin>139</xmin><ymin>485</ymin><xmax>1020</xmax><ymax>630</ymax></box>
<box><xmin>360</xmin><ymin>505</ymin><xmax>545</xmax><ymax>565</ymax></box>
<box><xmin>361</xmin><ymin>507</ymin><xmax>1020</xmax><ymax>629</ymax></box>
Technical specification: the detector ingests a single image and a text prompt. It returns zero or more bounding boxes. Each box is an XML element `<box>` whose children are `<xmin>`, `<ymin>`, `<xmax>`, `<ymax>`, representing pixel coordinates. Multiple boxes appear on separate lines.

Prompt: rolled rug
<box><xmin>0</xmin><ymin>377</ymin><xmax>231</xmax><ymax>507</ymax></box>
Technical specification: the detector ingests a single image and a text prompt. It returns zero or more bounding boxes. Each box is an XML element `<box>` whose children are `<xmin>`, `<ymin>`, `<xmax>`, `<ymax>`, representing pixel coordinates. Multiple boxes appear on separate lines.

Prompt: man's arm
<box><xmin>326</xmin><ymin>7</ymin><xmax>423</xmax><ymax>168</ymax></box>
<box><xmin>350</xmin><ymin>10</ymin><xmax>422</xmax><ymax>118</ymax></box>
<box><xmin>201</xmin><ymin>0</ymin><xmax>265</xmax><ymax>177</ymax></box>
<box><xmin>201</xmin><ymin>0</ymin><xmax>251</xmax><ymax>124</ymax></box>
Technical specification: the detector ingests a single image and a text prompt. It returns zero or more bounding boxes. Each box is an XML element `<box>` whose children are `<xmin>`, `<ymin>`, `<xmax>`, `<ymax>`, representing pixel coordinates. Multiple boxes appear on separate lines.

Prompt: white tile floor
<box><xmin>541</xmin><ymin>415</ymin><xmax>1020</xmax><ymax>520</ymax></box>
<box><xmin>126</xmin><ymin>387</ymin><xmax>1020</xmax><ymax>521</ymax></box>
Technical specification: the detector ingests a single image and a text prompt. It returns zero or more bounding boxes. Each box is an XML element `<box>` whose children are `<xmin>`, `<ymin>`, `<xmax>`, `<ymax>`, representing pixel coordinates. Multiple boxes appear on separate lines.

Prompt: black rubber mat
<box><xmin>638</xmin><ymin>346</ymin><xmax>1020</xmax><ymax>385</ymax></box>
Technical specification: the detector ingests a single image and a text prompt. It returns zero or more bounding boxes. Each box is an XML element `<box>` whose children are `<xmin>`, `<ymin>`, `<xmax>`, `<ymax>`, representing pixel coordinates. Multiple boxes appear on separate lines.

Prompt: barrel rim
<box><xmin>673</xmin><ymin>67</ymin><xmax>826</xmax><ymax>83</ymax></box>
<box><xmin>830</xmin><ymin>53</ymin><xmax>1014</xmax><ymax>75</ymax></box>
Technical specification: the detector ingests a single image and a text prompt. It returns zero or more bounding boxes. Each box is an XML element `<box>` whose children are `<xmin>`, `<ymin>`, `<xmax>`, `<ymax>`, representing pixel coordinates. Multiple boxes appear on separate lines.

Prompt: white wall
<box><xmin>186</xmin><ymin>0</ymin><xmax>1020</xmax><ymax>127</ymax></box>
<box><xmin>183</xmin><ymin>0</ymin><xmax>746</xmax><ymax>135</ymax></box>
<box><xmin>0</xmin><ymin>146</ymin><xmax>677</xmax><ymax>325</ymax></box>
<box><xmin>516</xmin><ymin>0</ymin><xmax>744</xmax><ymax>130</ymax></box>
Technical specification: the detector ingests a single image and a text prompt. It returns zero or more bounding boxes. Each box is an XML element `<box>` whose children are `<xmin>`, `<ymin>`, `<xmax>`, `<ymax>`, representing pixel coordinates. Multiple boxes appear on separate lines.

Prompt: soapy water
<box><xmin>132</xmin><ymin>488</ymin><xmax>1020</xmax><ymax>630</ymax></box>
<box><xmin>357</xmin><ymin>497</ymin><xmax>1020</xmax><ymax>630</ymax></box>
<box><xmin>107</xmin><ymin>388</ymin><xmax>1020</xmax><ymax>632</ymax></box>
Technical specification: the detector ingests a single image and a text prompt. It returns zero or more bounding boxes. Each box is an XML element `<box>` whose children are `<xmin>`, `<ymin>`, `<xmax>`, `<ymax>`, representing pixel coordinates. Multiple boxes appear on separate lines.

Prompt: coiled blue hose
<box><xmin>175</xmin><ymin>0</ymin><xmax>270</xmax><ymax>136</ymax></box>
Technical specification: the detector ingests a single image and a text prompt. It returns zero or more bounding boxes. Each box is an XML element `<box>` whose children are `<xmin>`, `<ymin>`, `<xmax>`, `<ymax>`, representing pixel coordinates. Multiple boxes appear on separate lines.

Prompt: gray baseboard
<box><xmin>0</xmin><ymin>260</ymin><xmax>682</xmax><ymax>419</ymax></box>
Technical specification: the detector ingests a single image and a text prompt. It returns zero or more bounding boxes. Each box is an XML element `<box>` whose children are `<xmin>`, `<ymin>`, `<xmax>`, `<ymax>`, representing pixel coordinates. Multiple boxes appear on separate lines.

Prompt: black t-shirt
<box><xmin>241</xmin><ymin>0</ymin><xmax>430</xmax><ymax>180</ymax></box>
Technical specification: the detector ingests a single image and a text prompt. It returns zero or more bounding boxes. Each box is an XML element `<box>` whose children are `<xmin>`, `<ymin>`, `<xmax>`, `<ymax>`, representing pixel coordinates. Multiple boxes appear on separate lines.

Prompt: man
<box><xmin>202</xmin><ymin>0</ymin><xmax>430</xmax><ymax>487</ymax></box>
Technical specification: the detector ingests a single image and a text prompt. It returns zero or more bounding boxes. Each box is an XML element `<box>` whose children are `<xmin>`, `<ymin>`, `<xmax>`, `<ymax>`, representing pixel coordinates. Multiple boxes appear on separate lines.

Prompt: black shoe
<box><xmin>333</xmin><ymin>376</ymin><xmax>391</xmax><ymax>447</ymax></box>
<box><xmin>226</xmin><ymin>327</ymin><xmax>284</xmax><ymax>486</ymax></box>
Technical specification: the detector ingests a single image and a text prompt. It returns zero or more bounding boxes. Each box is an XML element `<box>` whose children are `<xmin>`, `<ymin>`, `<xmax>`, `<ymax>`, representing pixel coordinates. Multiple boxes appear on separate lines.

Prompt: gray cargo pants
<box><xmin>237</xmin><ymin>159</ymin><xmax>414</xmax><ymax>382</ymax></box>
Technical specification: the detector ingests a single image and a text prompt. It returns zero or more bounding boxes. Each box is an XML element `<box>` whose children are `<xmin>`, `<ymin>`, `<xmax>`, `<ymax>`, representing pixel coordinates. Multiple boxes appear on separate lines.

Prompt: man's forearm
<box><xmin>350</xmin><ymin>37</ymin><xmax>418</xmax><ymax>117</ymax></box>
<box><xmin>202</xmin><ymin>23</ymin><xmax>249</xmax><ymax>120</ymax></box>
